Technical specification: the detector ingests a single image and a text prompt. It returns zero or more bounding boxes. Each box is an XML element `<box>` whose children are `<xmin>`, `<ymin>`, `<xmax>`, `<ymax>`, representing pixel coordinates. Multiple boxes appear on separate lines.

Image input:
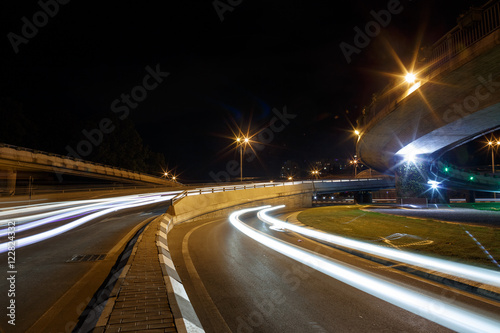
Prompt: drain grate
<box><xmin>66</xmin><ymin>254</ymin><xmax>107</xmax><ymax>263</ymax></box>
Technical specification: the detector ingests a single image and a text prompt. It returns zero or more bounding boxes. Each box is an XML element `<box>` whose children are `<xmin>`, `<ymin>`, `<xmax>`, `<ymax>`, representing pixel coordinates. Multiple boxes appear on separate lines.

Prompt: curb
<box><xmin>156</xmin><ymin>214</ymin><xmax>205</xmax><ymax>333</ymax></box>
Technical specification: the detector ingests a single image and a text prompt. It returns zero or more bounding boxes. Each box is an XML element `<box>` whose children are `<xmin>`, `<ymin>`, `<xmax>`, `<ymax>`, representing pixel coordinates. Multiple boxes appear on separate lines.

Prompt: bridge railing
<box><xmin>170</xmin><ymin>178</ymin><xmax>390</xmax><ymax>205</ymax></box>
<box><xmin>360</xmin><ymin>0</ymin><xmax>500</xmax><ymax>130</ymax></box>
<box><xmin>424</xmin><ymin>0</ymin><xmax>500</xmax><ymax>76</ymax></box>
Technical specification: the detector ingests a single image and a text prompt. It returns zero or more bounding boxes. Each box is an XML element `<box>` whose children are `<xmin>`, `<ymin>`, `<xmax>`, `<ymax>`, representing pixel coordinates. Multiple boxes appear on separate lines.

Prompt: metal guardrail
<box><xmin>169</xmin><ymin>178</ymin><xmax>389</xmax><ymax>206</ymax></box>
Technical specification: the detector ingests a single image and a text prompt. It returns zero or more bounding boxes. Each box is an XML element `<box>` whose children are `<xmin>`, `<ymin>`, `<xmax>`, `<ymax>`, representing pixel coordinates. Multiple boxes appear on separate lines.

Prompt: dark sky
<box><xmin>0</xmin><ymin>0</ymin><xmax>486</xmax><ymax>181</ymax></box>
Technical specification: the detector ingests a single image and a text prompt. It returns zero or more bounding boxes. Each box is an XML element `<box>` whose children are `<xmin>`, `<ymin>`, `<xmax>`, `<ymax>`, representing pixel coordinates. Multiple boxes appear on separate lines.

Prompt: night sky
<box><xmin>0</xmin><ymin>0</ymin><xmax>488</xmax><ymax>181</ymax></box>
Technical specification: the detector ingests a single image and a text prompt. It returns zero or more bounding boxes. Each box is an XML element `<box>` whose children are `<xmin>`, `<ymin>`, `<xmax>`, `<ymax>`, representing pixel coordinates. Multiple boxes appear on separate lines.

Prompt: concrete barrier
<box><xmin>167</xmin><ymin>183</ymin><xmax>313</xmax><ymax>224</ymax></box>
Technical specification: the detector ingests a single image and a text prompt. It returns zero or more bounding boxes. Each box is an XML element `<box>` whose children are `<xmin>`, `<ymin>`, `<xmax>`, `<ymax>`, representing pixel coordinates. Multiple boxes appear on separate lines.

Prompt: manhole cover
<box><xmin>66</xmin><ymin>254</ymin><xmax>106</xmax><ymax>263</ymax></box>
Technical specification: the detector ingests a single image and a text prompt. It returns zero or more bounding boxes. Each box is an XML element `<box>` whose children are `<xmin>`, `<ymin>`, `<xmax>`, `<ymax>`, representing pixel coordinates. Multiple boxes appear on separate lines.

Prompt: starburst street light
<box><xmin>349</xmin><ymin>159</ymin><xmax>359</xmax><ymax>177</ymax></box>
<box><xmin>236</xmin><ymin>136</ymin><xmax>251</xmax><ymax>182</ymax></box>
<box><xmin>405</xmin><ymin>72</ymin><xmax>416</xmax><ymax>83</ymax></box>
<box><xmin>486</xmin><ymin>138</ymin><xmax>500</xmax><ymax>199</ymax></box>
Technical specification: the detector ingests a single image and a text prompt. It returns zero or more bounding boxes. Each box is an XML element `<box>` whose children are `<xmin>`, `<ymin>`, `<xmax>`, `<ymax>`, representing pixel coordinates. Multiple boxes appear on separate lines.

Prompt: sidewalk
<box><xmin>94</xmin><ymin>218</ymin><xmax>177</xmax><ymax>333</ymax></box>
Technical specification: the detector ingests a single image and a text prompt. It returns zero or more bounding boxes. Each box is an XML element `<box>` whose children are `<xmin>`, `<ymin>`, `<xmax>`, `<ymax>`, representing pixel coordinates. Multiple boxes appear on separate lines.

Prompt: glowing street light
<box><xmin>405</xmin><ymin>73</ymin><xmax>416</xmax><ymax>84</ymax></box>
<box><xmin>403</xmin><ymin>153</ymin><xmax>417</xmax><ymax>163</ymax></box>
<box><xmin>427</xmin><ymin>180</ymin><xmax>440</xmax><ymax>190</ymax></box>
<box><xmin>487</xmin><ymin>139</ymin><xmax>500</xmax><ymax>199</ymax></box>
<box><xmin>349</xmin><ymin>159</ymin><xmax>359</xmax><ymax>177</ymax></box>
<box><xmin>236</xmin><ymin>136</ymin><xmax>250</xmax><ymax>182</ymax></box>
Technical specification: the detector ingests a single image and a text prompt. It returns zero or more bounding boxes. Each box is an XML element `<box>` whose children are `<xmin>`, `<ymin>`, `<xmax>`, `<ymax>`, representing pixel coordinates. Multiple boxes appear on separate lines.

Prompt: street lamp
<box><xmin>487</xmin><ymin>139</ymin><xmax>500</xmax><ymax>199</ymax></box>
<box><xmin>405</xmin><ymin>73</ymin><xmax>416</xmax><ymax>84</ymax></box>
<box><xmin>349</xmin><ymin>159</ymin><xmax>358</xmax><ymax>177</ymax></box>
<box><xmin>236</xmin><ymin>137</ymin><xmax>250</xmax><ymax>182</ymax></box>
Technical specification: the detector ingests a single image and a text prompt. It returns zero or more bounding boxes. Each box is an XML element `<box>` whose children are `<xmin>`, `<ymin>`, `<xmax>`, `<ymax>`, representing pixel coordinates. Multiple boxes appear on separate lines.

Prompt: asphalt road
<box><xmin>167</xmin><ymin>209</ymin><xmax>500</xmax><ymax>333</ymax></box>
<box><xmin>366</xmin><ymin>206</ymin><xmax>500</xmax><ymax>227</ymax></box>
<box><xmin>0</xmin><ymin>199</ymin><xmax>169</xmax><ymax>333</ymax></box>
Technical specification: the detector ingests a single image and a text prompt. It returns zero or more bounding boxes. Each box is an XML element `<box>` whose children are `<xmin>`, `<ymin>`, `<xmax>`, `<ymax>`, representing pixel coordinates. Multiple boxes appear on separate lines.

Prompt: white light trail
<box><xmin>258</xmin><ymin>205</ymin><xmax>500</xmax><ymax>288</ymax></box>
<box><xmin>0</xmin><ymin>194</ymin><xmax>175</xmax><ymax>253</ymax></box>
<box><xmin>230</xmin><ymin>208</ymin><xmax>500</xmax><ymax>333</ymax></box>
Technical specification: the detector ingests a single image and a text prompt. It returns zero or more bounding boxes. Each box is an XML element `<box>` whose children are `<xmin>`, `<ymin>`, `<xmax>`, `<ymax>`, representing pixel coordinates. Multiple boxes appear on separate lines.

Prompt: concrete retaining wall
<box><xmin>167</xmin><ymin>184</ymin><xmax>313</xmax><ymax>225</ymax></box>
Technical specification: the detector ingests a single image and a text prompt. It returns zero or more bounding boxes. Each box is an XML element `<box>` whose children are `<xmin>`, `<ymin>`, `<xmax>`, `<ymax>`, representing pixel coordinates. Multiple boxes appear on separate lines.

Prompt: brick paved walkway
<box><xmin>95</xmin><ymin>219</ymin><xmax>177</xmax><ymax>333</ymax></box>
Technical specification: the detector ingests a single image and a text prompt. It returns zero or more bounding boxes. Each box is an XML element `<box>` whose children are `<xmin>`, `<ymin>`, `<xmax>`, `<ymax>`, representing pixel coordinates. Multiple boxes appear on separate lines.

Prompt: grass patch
<box><xmin>447</xmin><ymin>203</ymin><xmax>500</xmax><ymax>211</ymax></box>
<box><xmin>297</xmin><ymin>205</ymin><xmax>500</xmax><ymax>270</ymax></box>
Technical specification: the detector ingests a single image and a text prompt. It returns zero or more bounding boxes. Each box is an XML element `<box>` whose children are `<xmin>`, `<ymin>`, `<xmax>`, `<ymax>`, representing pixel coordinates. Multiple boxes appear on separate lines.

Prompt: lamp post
<box><xmin>350</xmin><ymin>159</ymin><xmax>358</xmax><ymax>177</ymax></box>
<box><xmin>488</xmin><ymin>140</ymin><xmax>500</xmax><ymax>199</ymax></box>
<box><xmin>236</xmin><ymin>137</ymin><xmax>249</xmax><ymax>182</ymax></box>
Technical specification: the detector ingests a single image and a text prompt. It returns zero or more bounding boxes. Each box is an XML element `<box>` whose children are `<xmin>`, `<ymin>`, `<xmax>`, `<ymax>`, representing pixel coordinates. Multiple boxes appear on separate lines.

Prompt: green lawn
<box><xmin>297</xmin><ymin>205</ymin><xmax>500</xmax><ymax>270</ymax></box>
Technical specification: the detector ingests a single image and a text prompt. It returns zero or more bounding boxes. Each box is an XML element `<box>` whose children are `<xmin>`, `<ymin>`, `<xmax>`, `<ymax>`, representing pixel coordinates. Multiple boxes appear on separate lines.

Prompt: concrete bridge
<box><xmin>357</xmin><ymin>1</ymin><xmax>500</xmax><ymax>175</ymax></box>
<box><xmin>0</xmin><ymin>143</ymin><xmax>176</xmax><ymax>195</ymax></box>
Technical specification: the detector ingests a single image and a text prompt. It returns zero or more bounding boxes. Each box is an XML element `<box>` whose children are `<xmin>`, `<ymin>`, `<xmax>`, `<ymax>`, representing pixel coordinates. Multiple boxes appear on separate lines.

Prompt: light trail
<box><xmin>230</xmin><ymin>207</ymin><xmax>500</xmax><ymax>333</ymax></box>
<box><xmin>0</xmin><ymin>193</ymin><xmax>175</xmax><ymax>253</ymax></box>
<box><xmin>0</xmin><ymin>200</ymin><xmax>121</xmax><ymax>231</ymax></box>
<box><xmin>258</xmin><ymin>205</ymin><xmax>500</xmax><ymax>288</ymax></box>
<box><xmin>0</xmin><ymin>190</ymin><xmax>181</xmax><ymax>221</ymax></box>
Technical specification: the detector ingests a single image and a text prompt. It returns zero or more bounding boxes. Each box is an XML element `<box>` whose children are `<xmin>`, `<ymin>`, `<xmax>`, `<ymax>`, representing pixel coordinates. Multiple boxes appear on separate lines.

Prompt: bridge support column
<box><xmin>1</xmin><ymin>169</ymin><xmax>17</xmax><ymax>196</ymax></box>
<box><xmin>354</xmin><ymin>191</ymin><xmax>372</xmax><ymax>204</ymax></box>
<box><xmin>395</xmin><ymin>159</ymin><xmax>429</xmax><ymax>204</ymax></box>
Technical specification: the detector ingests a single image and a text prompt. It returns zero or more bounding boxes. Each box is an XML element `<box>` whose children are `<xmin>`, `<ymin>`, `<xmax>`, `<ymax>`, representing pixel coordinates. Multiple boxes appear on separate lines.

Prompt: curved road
<box><xmin>0</xmin><ymin>194</ymin><xmax>173</xmax><ymax>333</ymax></box>
<box><xmin>168</xmin><ymin>209</ymin><xmax>500</xmax><ymax>332</ymax></box>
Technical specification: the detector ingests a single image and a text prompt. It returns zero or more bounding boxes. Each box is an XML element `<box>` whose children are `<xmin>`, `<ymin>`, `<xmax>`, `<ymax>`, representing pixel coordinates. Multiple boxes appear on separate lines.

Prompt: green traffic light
<box><xmin>469</xmin><ymin>176</ymin><xmax>474</xmax><ymax>181</ymax></box>
<box><xmin>444</xmin><ymin>167</ymin><xmax>449</xmax><ymax>172</ymax></box>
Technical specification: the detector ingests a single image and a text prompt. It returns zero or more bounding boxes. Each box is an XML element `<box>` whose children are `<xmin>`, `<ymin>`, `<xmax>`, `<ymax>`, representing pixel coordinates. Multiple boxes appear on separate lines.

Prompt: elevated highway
<box><xmin>0</xmin><ymin>143</ymin><xmax>176</xmax><ymax>195</ymax></box>
<box><xmin>357</xmin><ymin>1</ymin><xmax>500</xmax><ymax>175</ymax></box>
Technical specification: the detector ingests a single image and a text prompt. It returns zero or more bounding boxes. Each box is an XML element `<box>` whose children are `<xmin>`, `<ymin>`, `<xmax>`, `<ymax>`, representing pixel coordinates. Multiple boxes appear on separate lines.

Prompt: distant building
<box><xmin>280</xmin><ymin>160</ymin><xmax>301</xmax><ymax>179</ymax></box>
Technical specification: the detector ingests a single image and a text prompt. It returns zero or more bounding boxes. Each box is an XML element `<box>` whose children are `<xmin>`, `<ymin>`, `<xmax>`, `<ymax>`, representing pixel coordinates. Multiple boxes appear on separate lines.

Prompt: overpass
<box><xmin>430</xmin><ymin>160</ymin><xmax>500</xmax><ymax>192</ymax></box>
<box><xmin>0</xmin><ymin>143</ymin><xmax>176</xmax><ymax>195</ymax></box>
<box><xmin>357</xmin><ymin>1</ymin><xmax>500</xmax><ymax>177</ymax></box>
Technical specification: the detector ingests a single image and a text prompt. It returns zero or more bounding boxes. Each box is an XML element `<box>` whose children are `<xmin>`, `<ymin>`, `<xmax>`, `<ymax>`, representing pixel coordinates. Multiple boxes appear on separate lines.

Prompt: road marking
<box><xmin>343</xmin><ymin>213</ymin><xmax>366</xmax><ymax>224</ymax></box>
<box><xmin>182</xmin><ymin>220</ymin><xmax>232</xmax><ymax>333</ymax></box>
